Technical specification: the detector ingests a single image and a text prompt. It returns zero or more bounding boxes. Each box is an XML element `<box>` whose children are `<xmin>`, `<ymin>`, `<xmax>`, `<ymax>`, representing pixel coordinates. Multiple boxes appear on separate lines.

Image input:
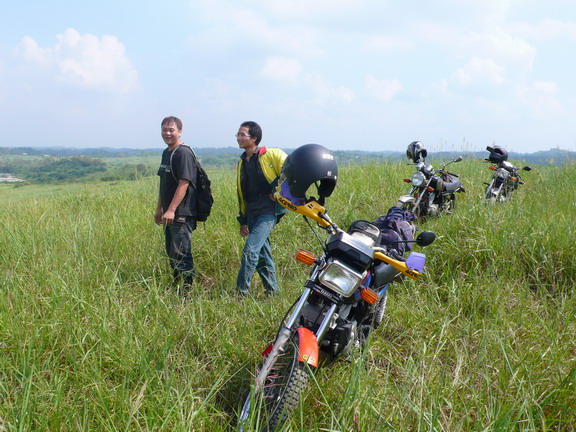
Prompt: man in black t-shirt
<box><xmin>155</xmin><ymin>116</ymin><xmax>197</xmax><ymax>291</ymax></box>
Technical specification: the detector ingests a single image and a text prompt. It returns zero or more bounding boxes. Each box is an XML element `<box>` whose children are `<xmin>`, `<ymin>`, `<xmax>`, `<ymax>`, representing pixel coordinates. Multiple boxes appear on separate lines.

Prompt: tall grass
<box><xmin>0</xmin><ymin>158</ymin><xmax>575</xmax><ymax>431</ymax></box>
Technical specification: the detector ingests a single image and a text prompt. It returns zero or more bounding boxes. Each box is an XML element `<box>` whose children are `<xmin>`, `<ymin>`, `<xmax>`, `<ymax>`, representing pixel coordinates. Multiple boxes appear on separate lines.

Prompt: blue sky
<box><xmin>1</xmin><ymin>0</ymin><xmax>575</xmax><ymax>153</ymax></box>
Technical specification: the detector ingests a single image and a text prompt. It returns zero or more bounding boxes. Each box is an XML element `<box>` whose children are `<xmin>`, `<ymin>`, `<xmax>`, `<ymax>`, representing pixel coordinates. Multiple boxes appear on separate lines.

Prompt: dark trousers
<box><xmin>164</xmin><ymin>217</ymin><xmax>196</xmax><ymax>284</ymax></box>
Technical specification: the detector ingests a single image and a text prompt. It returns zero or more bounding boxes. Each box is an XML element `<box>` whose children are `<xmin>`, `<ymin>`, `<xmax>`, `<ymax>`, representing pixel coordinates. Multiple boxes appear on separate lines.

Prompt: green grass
<box><xmin>1</xmin><ymin>159</ymin><xmax>575</xmax><ymax>431</ymax></box>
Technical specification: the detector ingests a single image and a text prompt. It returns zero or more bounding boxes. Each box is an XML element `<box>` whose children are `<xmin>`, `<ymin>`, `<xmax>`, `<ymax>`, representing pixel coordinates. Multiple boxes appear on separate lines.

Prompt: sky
<box><xmin>1</xmin><ymin>0</ymin><xmax>575</xmax><ymax>153</ymax></box>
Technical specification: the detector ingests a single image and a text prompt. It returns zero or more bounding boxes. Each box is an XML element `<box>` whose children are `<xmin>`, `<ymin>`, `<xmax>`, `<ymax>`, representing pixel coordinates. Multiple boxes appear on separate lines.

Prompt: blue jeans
<box><xmin>164</xmin><ymin>217</ymin><xmax>195</xmax><ymax>284</ymax></box>
<box><xmin>236</xmin><ymin>214</ymin><xmax>279</xmax><ymax>295</ymax></box>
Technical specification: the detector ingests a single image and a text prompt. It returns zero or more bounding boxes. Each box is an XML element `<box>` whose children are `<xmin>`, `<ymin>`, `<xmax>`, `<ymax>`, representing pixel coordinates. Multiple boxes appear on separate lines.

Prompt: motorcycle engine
<box><xmin>428</xmin><ymin>203</ymin><xmax>439</xmax><ymax>216</ymax></box>
<box><xmin>326</xmin><ymin>321</ymin><xmax>358</xmax><ymax>357</ymax></box>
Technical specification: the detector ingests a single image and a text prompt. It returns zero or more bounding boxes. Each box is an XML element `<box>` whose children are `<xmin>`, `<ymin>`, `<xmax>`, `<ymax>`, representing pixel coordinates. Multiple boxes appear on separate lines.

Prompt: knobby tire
<box><xmin>241</xmin><ymin>332</ymin><xmax>311</xmax><ymax>432</ymax></box>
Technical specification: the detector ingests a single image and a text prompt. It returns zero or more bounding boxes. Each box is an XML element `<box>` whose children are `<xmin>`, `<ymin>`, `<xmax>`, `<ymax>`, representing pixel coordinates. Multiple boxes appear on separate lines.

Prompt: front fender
<box><xmin>397</xmin><ymin>194</ymin><xmax>416</xmax><ymax>206</ymax></box>
<box><xmin>297</xmin><ymin>327</ymin><xmax>319</xmax><ymax>367</ymax></box>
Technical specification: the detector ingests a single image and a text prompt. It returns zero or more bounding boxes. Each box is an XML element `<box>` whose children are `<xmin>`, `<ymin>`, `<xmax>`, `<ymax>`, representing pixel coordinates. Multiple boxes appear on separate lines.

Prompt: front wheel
<box><xmin>439</xmin><ymin>193</ymin><xmax>456</xmax><ymax>214</ymax></box>
<box><xmin>485</xmin><ymin>182</ymin><xmax>501</xmax><ymax>203</ymax></box>
<box><xmin>239</xmin><ymin>333</ymin><xmax>311</xmax><ymax>432</ymax></box>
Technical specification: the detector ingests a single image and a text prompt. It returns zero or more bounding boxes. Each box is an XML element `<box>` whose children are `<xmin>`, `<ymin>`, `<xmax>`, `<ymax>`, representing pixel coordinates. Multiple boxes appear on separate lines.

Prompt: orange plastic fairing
<box><xmin>297</xmin><ymin>327</ymin><xmax>319</xmax><ymax>367</ymax></box>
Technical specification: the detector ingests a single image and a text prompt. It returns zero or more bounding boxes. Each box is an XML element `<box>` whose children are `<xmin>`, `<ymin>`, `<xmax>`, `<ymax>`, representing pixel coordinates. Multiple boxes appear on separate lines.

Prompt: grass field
<box><xmin>1</xmin><ymin>158</ymin><xmax>575</xmax><ymax>431</ymax></box>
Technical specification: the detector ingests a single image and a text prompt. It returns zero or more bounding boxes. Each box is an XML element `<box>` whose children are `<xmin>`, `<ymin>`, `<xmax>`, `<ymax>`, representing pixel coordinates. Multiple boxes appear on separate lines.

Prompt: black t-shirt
<box><xmin>241</xmin><ymin>151</ymin><xmax>275</xmax><ymax>216</ymax></box>
<box><xmin>157</xmin><ymin>145</ymin><xmax>198</xmax><ymax>217</ymax></box>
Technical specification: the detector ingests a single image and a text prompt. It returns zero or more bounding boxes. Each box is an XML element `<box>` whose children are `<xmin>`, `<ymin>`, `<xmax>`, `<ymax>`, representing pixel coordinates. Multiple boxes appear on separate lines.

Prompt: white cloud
<box><xmin>511</xmin><ymin>18</ymin><xmax>576</xmax><ymax>41</ymax></box>
<box><xmin>515</xmin><ymin>80</ymin><xmax>564</xmax><ymax>117</ymax></box>
<box><xmin>260</xmin><ymin>0</ymin><xmax>359</xmax><ymax>18</ymax></box>
<box><xmin>259</xmin><ymin>56</ymin><xmax>354</xmax><ymax>104</ymax></box>
<box><xmin>362</xmin><ymin>35</ymin><xmax>412</xmax><ymax>51</ymax></box>
<box><xmin>188</xmin><ymin>2</ymin><xmax>323</xmax><ymax>56</ymax></box>
<box><xmin>17</xmin><ymin>37</ymin><xmax>54</xmax><ymax>65</ymax></box>
<box><xmin>15</xmin><ymin>28</ymin><xmax>138</xmax><ymax>93</ymax></box>
<box><xmin>452</xmin><ymin>57</ymin><xmax>506</xmax><ymax>86</ymax></box>
<box><xmin>365</xmin><ymin>75</ymin><xmax>402</xmax><ymax>100</ymax></box>
<box><xmin>261</xmin><ymin>56</ymin><xmax>302</xmax><ymax>81</ymax></box>
<box><xmin>462</xmin><ymin>30</ymin><xmax>536</xmax><ymax>74</ymax></box>
<box><xmin>303</xmin><ymin>73</ymin><xmax>355</xmax><ymax>104</ymax></box>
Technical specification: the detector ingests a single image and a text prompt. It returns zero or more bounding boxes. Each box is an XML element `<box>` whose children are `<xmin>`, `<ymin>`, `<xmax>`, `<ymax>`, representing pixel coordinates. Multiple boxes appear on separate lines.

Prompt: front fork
<box><xmin>255</xmin><ymin>287</ymin><xmax>338</xmax><ymax>390</ymax></box>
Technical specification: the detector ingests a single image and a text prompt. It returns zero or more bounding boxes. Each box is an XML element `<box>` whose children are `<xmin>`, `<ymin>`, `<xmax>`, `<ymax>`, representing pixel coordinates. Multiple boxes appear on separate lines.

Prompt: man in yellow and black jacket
<box><xmin>235</xmin><ymin>121</ymin><xmax>287</xmax><ymax>297</ymax></box>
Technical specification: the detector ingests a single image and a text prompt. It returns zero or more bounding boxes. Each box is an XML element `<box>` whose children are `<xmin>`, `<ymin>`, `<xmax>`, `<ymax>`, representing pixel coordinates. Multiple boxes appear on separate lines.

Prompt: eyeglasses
<box><xmin>235</xmin><ymin>133</ymin><xmax>251</xmax><ymax>138</ymax></box>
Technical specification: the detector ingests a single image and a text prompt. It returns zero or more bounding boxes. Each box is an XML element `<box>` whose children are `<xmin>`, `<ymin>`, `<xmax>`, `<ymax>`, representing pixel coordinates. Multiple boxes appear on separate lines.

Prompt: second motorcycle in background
<box><xmin>397</xmin><ymin>141</ymin><xmax>465</xmax><ymax>219</ymax></box>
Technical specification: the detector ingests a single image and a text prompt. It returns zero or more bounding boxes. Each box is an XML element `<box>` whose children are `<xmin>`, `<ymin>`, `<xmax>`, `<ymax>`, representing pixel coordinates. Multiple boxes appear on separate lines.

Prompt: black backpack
<box><xmin>170</xmin><ymin>145</ymin><xmax>214</xmax><ymax>222</ymax></box>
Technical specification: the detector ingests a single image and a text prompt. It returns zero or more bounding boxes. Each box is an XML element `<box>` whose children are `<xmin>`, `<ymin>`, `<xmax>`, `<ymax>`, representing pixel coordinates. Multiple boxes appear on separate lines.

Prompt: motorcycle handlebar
<box><xmin>373</xmin><ymin>251</ymin><xmax>421</xmax><ymax>279</ymax></box>
<box><xmin>276</xmin><ymin>194</ymin><xmax>423</xmax><ymax>279</ymax></box>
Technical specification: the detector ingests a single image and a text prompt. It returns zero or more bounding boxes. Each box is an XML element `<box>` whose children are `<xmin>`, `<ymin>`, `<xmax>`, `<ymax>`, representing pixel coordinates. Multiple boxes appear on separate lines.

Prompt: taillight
<box><xmin>295</xmin><ymin>249</ymin><xmax>316</xmax><ymax>266</ymax></box>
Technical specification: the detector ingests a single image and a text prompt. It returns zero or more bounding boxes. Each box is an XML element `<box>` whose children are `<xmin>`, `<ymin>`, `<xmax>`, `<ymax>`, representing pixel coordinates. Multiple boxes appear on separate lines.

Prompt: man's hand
<box><xmin>163</xmin><ymin>209</ymin><xmax>176</xmax><ymax>224</ymax></box>
<box><xmin>240</xmin><ymin>225</ymin><xmax>249</xmax><ymax>237</ymax></box>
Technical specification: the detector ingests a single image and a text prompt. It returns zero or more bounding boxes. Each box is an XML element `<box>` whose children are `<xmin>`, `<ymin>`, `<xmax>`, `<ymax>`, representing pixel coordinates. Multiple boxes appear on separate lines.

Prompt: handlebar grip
<box><xmin>373</xmin><ymin>251</ymin><xmax>421</xmax><ymax>279</ymax></box>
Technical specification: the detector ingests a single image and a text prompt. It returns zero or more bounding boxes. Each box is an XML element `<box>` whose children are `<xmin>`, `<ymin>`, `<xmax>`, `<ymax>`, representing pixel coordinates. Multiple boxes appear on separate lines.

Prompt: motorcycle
<box><xmin>484</xmin><ymin>153</ymin><xmax>531</xmax><ymax>203</ymax></box>
<box><xmin>238</xmin><ymin>184</ymin><xmax>435</xmax><ymax>432</ymax></box>
<box><xmin>397</xmin><ymin>156</ymin><xmax>465</xmax><ymax>219</ymax></box>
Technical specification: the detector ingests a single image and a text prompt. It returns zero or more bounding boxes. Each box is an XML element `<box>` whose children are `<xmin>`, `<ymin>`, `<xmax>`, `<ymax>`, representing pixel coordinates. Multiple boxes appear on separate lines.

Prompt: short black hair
<box><xmin>241</xmin><ymin>121</ymin><xmax>262</xmax><ymax>145</ymax></box>
<box><xmin>161</xmin><ymin>116</ymin><xmax>182</xmax><ymax>131</ymax></box>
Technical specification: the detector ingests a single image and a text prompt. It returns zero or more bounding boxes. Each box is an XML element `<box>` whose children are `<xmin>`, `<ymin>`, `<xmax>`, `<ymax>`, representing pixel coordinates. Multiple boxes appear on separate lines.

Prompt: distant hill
<box><xmin>1</xmin><ymin>146</ymin><xmax>574</xmax><ymax>166</ymax></box>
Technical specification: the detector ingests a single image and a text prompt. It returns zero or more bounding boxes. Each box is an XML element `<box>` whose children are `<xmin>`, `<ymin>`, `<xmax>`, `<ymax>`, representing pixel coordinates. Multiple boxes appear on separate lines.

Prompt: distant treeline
<box><xmin>1</xmin><ymin>145</ymin><xmax>574</xmax><ymax>165</ymax></box>
<box><xmin>1</xmin><ymin>146</ymin><xmax>574</xmax><ymax>184</ymax></box>
<box><xmin>0</xmin><ymin>156</ymin><xmax>155</xmax><ymax>184</ymax></box>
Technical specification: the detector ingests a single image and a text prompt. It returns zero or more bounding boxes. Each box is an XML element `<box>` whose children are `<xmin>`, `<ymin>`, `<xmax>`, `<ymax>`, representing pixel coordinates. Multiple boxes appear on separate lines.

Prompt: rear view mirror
<box><xmin>416</xmin><ymin>230</ymin><xmax>436</xmax><ymax>246</ymax></box>
<box><xmin>522</xmin><ymin>166</ymin><xmax>532</xmax><ymax>171</ymax></box>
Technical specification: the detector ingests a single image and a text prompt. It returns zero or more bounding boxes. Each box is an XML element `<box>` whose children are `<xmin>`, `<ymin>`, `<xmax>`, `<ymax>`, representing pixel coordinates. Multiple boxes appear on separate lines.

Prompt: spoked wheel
<box><xmin>485</xmin><ymin>183</ymin><xmax>500</xmax><ymax>204</ymax></box>
<box><xmin>239</xmin><ymin>333</ymin><xmax>311</xmax><ymax>432</ymax></box>
<box><xmin>359</xmin><ymin>290</ymin><xmax>388</xmax><ymax>343</ymax></box>
<box><xmin>373</xmin><ymin>290</ymin><xmax>388</xmax><ymax>329</ymax></box>
<box><xmin>442</xmin><ymin>194</ymin><xmax>456</xmax><ymax>214</ymax></box>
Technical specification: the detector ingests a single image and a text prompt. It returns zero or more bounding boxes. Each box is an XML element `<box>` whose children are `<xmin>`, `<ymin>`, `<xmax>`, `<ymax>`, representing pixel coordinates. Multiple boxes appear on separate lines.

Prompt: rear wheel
<box><xmin>240</xmin><ymin>333</ymin><xmax>311</xmax><ymax>432</ymax></box>
<box><xmin>359</xmin><ymin>290</ymin><xmax>388</xmax><ymax>343</ymax></box>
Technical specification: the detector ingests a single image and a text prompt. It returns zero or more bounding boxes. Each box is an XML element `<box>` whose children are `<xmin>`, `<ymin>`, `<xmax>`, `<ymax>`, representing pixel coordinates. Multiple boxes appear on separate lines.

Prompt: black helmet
<box><xmin>486</xmin><ymin>145</ymin><xmax>508</xmax><ymax>163</ymax></box>
<box><xmin>406</xmin><ymin>141</ymin><xmax>427</xmax><ymax>163</ymax></box>
<box><xmin>281</xmin><ymin>144</ymin><xmax>338</xmax><ymax>202</ymax></box>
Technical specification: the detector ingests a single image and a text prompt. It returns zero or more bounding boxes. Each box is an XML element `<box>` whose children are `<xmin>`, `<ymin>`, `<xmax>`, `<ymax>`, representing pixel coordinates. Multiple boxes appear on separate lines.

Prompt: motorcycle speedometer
<box><xmin>318</xmin><ymin>260</ymin><xmax>365</xmax><ymax>297</ymax></box>
<box><xmin>411</xmin><ymin>171</ymin><xmax>426</xmax><ymax>187</ymax></box>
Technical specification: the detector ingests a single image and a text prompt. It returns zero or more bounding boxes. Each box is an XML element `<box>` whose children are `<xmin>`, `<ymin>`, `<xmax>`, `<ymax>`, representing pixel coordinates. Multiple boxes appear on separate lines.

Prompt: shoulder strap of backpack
<box><xmin>169</xmin><ymin>144</ymin><xmax>196</xmax><ymax>184</ymax></box>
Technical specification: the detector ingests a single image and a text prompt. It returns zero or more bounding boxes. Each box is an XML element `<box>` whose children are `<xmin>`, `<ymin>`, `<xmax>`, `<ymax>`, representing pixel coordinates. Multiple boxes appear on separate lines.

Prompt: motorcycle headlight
<box><xmin>496</xmin><ymin>168</ymin><xmax>509</xmax><ymax>180</ymax></box>
<box><xmin>318</xmin><ymin>260</ymin><xmax>365</xmax><ymax>297</ymax></box>
<box><xmin>411</xmin><ymin>171</ymin><xmax>426</xmax><ymax>187</ymax></box>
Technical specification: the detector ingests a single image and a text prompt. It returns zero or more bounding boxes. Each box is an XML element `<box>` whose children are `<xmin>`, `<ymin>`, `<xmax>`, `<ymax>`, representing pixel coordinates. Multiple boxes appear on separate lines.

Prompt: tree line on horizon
<box><xmin>1</xmin><ymin>147</ymin><xmax>573</xmax><ymax>184</ymax></box>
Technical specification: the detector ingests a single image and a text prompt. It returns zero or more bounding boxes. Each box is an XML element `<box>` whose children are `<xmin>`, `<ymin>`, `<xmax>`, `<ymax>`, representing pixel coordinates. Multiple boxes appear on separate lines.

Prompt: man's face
<box><xmin>236</xmin><ymin>126</ymin><xmax>256</xmax><ymax>150</ymax></box>
<box><xmin>161</xmin><ymin>122</ymin><xmax>181</xmax><ymax>147</ymax></box>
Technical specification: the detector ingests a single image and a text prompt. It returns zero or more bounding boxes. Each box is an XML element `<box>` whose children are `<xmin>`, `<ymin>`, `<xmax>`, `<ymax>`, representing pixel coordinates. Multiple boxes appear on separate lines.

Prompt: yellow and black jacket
<box><xmin>236</xmin><ymin>146</ymin><xmax>287</xmax><ymax>225</ymax></box>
